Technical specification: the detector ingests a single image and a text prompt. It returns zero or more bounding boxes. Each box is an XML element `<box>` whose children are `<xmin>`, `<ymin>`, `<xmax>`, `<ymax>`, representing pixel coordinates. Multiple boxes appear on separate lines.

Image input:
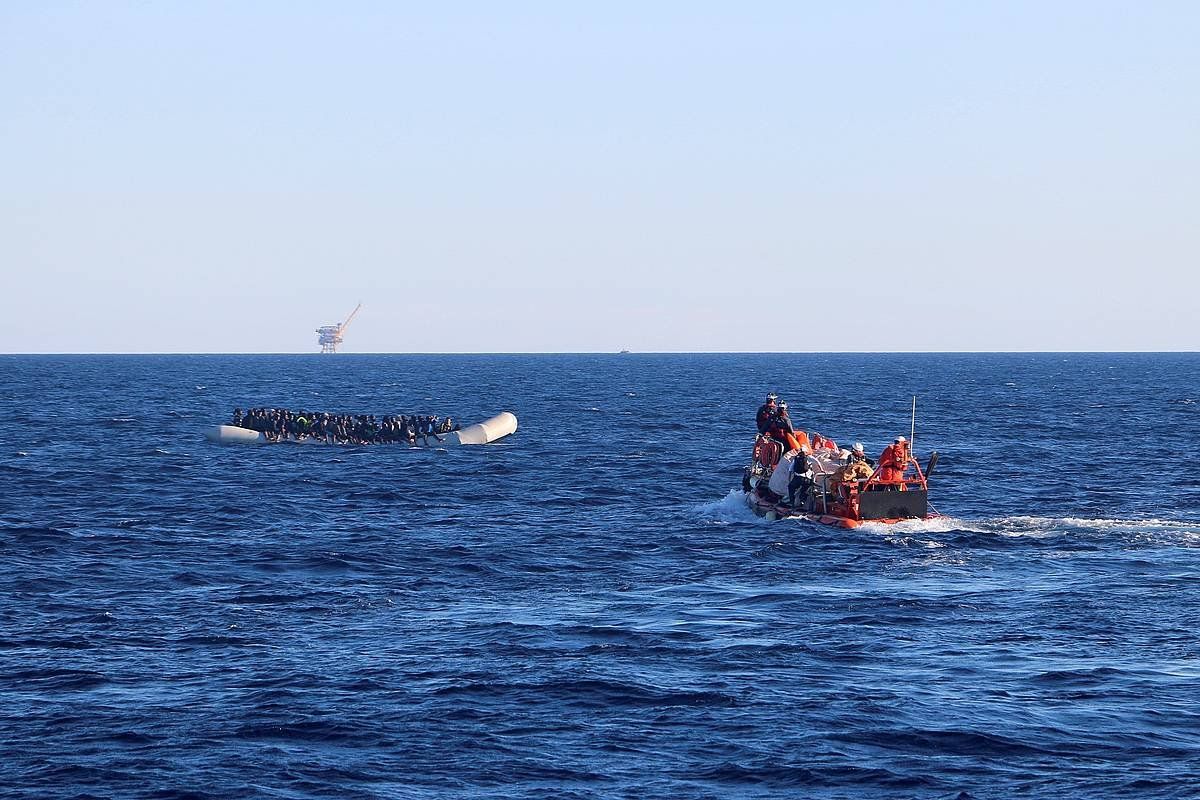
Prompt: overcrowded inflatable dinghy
<box><xmin>203</xmin><ymin>412</ymin><xmax>518</xmax><ymax>447</ymax></box>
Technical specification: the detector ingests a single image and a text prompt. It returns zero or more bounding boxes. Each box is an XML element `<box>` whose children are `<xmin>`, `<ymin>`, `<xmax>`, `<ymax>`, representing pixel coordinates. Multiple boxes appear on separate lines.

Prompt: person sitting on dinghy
<box><xmin>834</xmin><ymin>449</ymin><xmax>874</xmax><ymax>486</ymax></box>
<box><xmin>850</xmin><ymin>442</ymin><xmax>875</xmax><ymax>467</ymax></box>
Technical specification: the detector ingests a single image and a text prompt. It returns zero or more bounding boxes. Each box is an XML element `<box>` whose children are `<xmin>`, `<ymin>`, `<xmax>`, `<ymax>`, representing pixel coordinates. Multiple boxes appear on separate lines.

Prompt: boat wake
<box><xmin>693</xmin><ymin>490</ymin><xmax>766</xmax><ymax>525</ymax></box>
<box><xmin>852</xmin><ymin>514</ymin><xmax>1200</xmax><ymax>548</ymax></box>
<box><xmin>694</xmin><ymin>491</ymin><xmax>1200</xmax><ymax>547</ymax></box>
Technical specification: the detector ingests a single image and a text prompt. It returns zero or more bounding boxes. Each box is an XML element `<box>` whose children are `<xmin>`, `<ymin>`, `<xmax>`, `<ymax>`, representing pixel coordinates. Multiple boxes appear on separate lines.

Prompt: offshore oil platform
<box><xmin>315</xmin><ymin>303</ymin><xmax>361</xmax><ymax>354</ymax></box>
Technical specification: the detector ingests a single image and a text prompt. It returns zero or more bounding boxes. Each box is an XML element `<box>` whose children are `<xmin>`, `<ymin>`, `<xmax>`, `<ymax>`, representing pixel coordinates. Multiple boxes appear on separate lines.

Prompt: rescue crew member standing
<box><xmin>756</xmin><ymin>393</ymin><xmax>778</xmax><ymax>434</ymax></box>
<box><xmin>879</xmin><ymin>436</ymin><xmax>909</xmax><ymax>486</ymax></box>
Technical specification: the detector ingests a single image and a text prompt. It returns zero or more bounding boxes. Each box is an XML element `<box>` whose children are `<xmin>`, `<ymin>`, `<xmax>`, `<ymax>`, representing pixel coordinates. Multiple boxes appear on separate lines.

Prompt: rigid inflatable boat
<box><xmin>741</xmin><ymin>434</ymin><xmax>939</xmax><ymax>528</ymax></box>
<box><xmin>203</xmin><ymin>412</ymin><xmax>518</xmax><ymax>447</ymax></box>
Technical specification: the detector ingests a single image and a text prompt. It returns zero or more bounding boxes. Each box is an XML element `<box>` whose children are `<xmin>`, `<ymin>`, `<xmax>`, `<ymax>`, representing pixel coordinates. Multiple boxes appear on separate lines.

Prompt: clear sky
<box><xmin>1</xmin><ymin>2</ymin><xmax>1196</xmax><ymax>353</ymax></box>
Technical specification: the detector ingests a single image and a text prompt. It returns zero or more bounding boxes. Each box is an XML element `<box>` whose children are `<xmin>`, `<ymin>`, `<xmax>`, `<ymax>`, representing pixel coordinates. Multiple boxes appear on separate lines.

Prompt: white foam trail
<box><xmin>694</xmin><ymin>490</ymin><xmax>765</xmax><ymax>525</ymax></box>
<box><xmin>862</xmin><ymin>514</ymin><xmax>1200</xmax><ymax>545</ymax></box>
<box><xmin>694</xmin><ymin>495</ymin><xmax>1200</xmax><ymax>546</ymax></box>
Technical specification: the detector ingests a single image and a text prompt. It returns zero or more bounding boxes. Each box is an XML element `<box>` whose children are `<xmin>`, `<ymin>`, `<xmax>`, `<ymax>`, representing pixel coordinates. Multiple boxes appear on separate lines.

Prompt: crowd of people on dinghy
<box><xmin>753</xmin><ymin>392</ymin><xmax>912</xmax><ymax>492</ymax></box>
<box><xmin>232</xmin><ymin>407</ymin><xmax>458</xmax><ymax>445</ymax></box>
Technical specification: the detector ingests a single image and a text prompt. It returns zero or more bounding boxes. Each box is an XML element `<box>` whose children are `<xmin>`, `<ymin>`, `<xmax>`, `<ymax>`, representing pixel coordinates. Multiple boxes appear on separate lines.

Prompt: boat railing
<box><xmin>859</xmin><ymin>455</ymin><xmax>930</xmax><ymax>494</ymax></box>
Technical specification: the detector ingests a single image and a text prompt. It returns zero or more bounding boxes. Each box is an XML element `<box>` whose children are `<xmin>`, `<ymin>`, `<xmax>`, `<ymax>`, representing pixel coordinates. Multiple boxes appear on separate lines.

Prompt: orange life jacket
<box><xmin>880</xmin><ymin>444</ymin><xmax>895</xmax><ymax>466</ymax></box>
<box><xmin>811</xmin><ymin>433</ymin><xmax>837</xmax><ymax>451</ymax></box>
<box><xmin>879</xmin><ymin>443</ymin><xmax>909</xmax><ymax>482</ymax></box>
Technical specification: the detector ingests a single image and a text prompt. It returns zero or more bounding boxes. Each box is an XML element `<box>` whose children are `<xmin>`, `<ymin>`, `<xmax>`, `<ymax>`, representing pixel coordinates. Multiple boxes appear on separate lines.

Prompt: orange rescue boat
<box><xmin>741</xmin><ymin>434</ymin><xmax>940</xmax><ymax>527</ymax></box>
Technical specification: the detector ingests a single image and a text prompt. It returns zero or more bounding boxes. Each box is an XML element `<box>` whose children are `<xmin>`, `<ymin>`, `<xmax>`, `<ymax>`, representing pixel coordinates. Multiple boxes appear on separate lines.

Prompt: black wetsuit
<box><xmin>756</xmin><ymin>404</ymin><xmax>776</xmax><ymax>434</ymax></box>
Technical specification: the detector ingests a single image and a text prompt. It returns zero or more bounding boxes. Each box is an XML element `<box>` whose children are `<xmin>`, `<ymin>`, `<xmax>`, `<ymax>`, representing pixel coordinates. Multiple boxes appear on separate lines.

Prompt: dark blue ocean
<box><xmin>1</xmin><ymin>353</ymin><xmax>1198</xmax><ymax>799</ymax></box>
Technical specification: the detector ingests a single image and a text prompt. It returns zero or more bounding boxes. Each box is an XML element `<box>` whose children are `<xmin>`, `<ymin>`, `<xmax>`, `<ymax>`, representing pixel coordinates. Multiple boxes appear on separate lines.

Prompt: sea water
<box><xmin>0</xmin><ymin>353</ymin><xmax>1197</xmax><ymax>799</ymax></box>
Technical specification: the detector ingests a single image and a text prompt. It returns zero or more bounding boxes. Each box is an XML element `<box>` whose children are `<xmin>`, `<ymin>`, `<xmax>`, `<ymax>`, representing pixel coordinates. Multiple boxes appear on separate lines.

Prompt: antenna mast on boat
<box><xmin>910</xmin><ymin>396</ymin><xmax>917</xmax><ymax>453</ymax></box>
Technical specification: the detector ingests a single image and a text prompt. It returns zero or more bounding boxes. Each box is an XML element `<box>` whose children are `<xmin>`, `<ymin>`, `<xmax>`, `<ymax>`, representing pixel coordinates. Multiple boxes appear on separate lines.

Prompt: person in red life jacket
<box><xmin>769</xmin><ymin>401</ymin><xmax>809</xmax><ymax>453</ymax></box>
<box><xmin>878</xmin><ymin>436</ymin><xmax>910</xmax><ymax>487</ymax></box>
<box><xmin>756</xmin><ymin>393</ymin><xmax>778</xmax><ymax>434</ymax></box>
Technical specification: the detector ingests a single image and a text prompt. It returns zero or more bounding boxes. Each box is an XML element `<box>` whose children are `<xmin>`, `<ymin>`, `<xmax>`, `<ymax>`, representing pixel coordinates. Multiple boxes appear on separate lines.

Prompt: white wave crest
<box><xmin>692</xmin><ymin>491</ymin><xmax>1200</xmax><ymax>547</ymax></box>
<box><xmin>864</xmin><ymin>514</ymin><xmax>1200</xmax><ymax>545</ymax></box>
<box><xmin>694</xmin><ymin>490</ymin><xmax>765</xmax><ymax>525</ymax></box>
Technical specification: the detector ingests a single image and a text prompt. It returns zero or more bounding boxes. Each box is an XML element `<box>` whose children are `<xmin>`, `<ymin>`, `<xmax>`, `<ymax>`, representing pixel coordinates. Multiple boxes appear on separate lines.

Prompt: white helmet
<box><xmin>895</xmin><ymin>436</ymin><xmax>907</xmax><ymax>443</ymax></box>
<box><xmin>852</xmin><ymin>442</ymin><xmax>864</xmax><ymax>453</ymax></box>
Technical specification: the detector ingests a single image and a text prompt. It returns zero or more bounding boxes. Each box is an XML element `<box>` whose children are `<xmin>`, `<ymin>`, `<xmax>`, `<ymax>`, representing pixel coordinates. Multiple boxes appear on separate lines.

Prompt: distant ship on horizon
<box><xmin>619</xmin><ymin>349</ymin><xmax>632</xmax><ymax>354</ymax></box>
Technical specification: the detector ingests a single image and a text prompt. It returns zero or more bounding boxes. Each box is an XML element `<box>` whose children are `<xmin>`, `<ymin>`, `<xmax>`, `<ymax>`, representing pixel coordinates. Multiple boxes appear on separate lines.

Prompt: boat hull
<box><xmin>744</xmin><ymin>491</ymin><xmax>936</xmax><ymax>528</ymax></box>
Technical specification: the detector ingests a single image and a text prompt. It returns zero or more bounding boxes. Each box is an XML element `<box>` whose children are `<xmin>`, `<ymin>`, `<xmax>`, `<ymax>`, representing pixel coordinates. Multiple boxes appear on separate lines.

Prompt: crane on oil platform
<box><xmin>316</xmin><ymin>303</ymin><xmax>362</xmax><ymax>354</ymax></box>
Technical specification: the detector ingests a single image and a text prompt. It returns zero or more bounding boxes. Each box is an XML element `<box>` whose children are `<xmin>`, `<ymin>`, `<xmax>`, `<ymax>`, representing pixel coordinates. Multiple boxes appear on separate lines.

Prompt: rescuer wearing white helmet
<box><xmin>849</xmin><ymin>442</ymin><xmax>875</xmax><ymax>467</ymax></box>
<box><xmin>879</xmin><ymin>436</ymin><xmax>910</xmax><ymax>486</ymax></box>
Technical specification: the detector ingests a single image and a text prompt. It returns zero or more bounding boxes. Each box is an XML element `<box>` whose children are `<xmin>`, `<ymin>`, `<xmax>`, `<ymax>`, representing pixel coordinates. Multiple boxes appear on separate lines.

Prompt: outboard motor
<box><xmin>925</xmin><ymin>451</ymin><xmax>939</xmax><ymax>479</ymax></box>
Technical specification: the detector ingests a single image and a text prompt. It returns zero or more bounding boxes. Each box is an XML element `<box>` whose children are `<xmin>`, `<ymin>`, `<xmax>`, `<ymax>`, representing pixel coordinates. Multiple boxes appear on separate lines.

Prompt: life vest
<box><xmin>879</xmin><ymin>444</ymin><xmax>895</xmax><ymax>480</ymax></box>
<box><xmin>811</xmin><ymin>433</ymin><xmax>837</xmax><ymax>451</ymax></box>
<box><xmin>879</xmin><ymin>443</ymin><xmax>908</xmax><ymax>482</ymax></box>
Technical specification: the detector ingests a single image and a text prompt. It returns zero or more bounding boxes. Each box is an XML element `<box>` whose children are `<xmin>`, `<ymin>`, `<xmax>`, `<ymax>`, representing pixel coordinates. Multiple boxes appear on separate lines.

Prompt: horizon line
<box><xmin>1</xmin><ymin>350</ymin><xmax>1197</xmax><ymax>357</ymax></box>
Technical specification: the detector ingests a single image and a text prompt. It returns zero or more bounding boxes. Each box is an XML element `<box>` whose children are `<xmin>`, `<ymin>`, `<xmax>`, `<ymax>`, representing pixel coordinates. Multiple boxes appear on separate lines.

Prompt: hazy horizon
<box><xmin>3</xmin><ymin>3</ymin><xmax>1197</xmax><ymax>354</ymax></box>
<box><xmin>2</xmin><ymin>349</ymin><xmax>1196</xmax><ymax>356</ymax></box>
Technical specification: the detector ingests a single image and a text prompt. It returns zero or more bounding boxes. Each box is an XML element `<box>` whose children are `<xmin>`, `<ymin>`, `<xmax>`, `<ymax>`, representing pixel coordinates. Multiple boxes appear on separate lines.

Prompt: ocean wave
<box><xmin>4</xmin><ymin>353</ymin><xmax>1200</xmax><ymax>798</ymax></box>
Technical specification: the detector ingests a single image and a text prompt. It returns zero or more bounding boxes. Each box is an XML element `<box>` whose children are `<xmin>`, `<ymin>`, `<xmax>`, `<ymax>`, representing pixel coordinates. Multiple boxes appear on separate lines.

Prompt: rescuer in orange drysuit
<box><xmin>769</xmin><ymin>401</ymin><xmax>809</xmax><ymax>453</ymax></box>
<box><xmin>878</xmin><ymin>436</ymin><xmax>910</xmax><ymax>487</ymax></box>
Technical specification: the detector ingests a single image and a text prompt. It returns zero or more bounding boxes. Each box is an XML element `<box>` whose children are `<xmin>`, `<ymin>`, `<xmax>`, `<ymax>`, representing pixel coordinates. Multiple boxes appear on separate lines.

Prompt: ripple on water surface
<box><xmin>0</xmin><ymin>353</ymin><xmax>1198</xmax><ymax>799</ymax></box>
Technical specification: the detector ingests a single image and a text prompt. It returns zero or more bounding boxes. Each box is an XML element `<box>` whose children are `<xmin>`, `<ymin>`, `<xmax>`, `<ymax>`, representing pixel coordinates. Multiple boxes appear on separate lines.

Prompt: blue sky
<box><xmin>1</xmin><ymin>2</ymin><xmax>1196</xmax><ymax>352</ymax></box>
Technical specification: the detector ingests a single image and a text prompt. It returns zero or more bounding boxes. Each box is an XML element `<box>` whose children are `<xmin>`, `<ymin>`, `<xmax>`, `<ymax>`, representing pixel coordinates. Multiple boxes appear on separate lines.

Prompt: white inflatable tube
<box><xmin>449</xmin><ymin>411</ymin><xmax>518</xmax><ymax>445</ymax></box>
<box><xmin>203</xmin><ymin>411</ymin><xmax>518</xmax><ymax>447</ymax></box>
<box><xmin>203</xmin><ymin>425</ymin><xmax>269</xmax><ymax>444</ymax></box>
